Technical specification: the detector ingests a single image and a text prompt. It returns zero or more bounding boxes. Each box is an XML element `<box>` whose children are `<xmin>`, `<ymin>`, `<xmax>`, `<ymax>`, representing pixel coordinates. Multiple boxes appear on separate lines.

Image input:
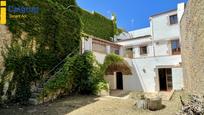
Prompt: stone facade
<box><xmin>0</xmin><ymin>25</ymin><xmax>12</xmax><ymax>71</ymax></box>
<box><xmin>181</xmin><ymin>0</ymin><xmax>204</xmax><ymax>95</ymax></box>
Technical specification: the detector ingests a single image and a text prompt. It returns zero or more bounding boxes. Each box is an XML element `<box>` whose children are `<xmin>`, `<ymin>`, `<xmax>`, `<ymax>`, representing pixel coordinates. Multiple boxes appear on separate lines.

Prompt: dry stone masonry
<box><xmin>0</xmin><ymin>25</ymin><xmax>12</xmax><ymax>70</ymax></box>
<box><xmin>181</xmin><ymin>0</ymin><xmax>204</xmax><ymax>95</ymax></box>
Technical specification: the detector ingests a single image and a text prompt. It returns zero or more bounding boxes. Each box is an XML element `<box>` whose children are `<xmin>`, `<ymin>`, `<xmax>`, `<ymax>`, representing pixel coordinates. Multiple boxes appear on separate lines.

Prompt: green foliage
<box><xmin>2</xmin><ymin>42</ymin><xmax>38</xmax><ymax>104</ymax></box>
<box><xmin>1</xmin><ymin>0</ymin><xmax>82</xmax><ymax>104</ymax></box>
<box><xmin>117</xmin><ymin>28</ymin><xmax>125</xmax><ymax>35</ymax></box>
<box><xmin>1</xmin><ymin>0</ymin><xmax>120</xmax><ymax>104</ymax></box>
<box><xmin>103</xmin><ymin>53</ymin><xmax>124</xmax><ymax>72</ymax></box>
<box><xmin>40</xmin><ymin>55</ymin><xmax>78</xmax><ymax>99</ymax></box>
<box><xmin>40</xmin><ymin>51</ymin><xmax>107</xmax><ymax>100</ymax></box>
<box><xmin>79</xmin><ymin>9</ymin><xmax>114</xmax><ymax>40</ymax></box>
<box><xmin>95</xmin><ymin>81</ymin><xmax>108</xmax><ymax>92</ymax></box>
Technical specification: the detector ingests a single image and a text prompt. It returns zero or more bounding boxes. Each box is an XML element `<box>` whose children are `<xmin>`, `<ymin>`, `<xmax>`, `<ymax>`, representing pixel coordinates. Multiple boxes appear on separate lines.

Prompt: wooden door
<box><xmin>166</xmin><ymin>68</ymin><xmax>172</xmax><ymax>91</ymax></box>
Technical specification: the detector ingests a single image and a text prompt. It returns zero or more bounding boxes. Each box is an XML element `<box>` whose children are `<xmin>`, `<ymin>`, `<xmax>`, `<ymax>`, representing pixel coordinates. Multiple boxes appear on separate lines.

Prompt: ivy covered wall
<box><xmin>79</xmin><ymin>9</ymin><xmax>115</xmax><ymax>41</ymax></box>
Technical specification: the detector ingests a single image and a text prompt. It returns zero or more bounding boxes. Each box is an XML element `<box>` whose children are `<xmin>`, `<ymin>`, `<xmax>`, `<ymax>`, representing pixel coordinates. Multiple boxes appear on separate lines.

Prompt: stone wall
<box><xmin>0</xmin><ymin>25</ymin><xmax>12</xmax><ymax>71</ymax></box>
<box><xmin>181</xmin><ymin>0</ymin><xmax>204</xmax><ymax>95</ymax></box>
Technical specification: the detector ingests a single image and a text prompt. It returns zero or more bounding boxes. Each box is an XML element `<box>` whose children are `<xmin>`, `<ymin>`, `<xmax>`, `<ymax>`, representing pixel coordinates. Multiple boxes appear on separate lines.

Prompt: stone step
<box><xmin>34</xmin><ymin>88</ymin><xmax>43</xmax><ymax>93</ymax></box>
<box><xmin>31</xmin><ymin>92</ymin><xmax>40</xmax><ymax>98</ymax></box>
<box><xmin>28</xmin><ymin>98</ymin><xmax>39</xmax><ymax>105</ymax></box>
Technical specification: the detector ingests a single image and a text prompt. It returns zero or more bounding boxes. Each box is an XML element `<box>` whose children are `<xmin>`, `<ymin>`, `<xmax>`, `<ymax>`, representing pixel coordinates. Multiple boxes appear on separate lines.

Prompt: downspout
<box><xmin>150</xmin><ymin>17</ymin><xmax>156</xmax><ymax>57</ymax></box>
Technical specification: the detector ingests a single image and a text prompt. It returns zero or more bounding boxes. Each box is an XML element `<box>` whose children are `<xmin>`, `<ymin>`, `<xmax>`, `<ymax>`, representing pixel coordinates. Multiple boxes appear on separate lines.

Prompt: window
<box><xmin>171</xmin><ymin>39</ymin><xmax>181</xmax><ymax>55</ymax></box>
<box><xmin>92</xmin><ymin>40</ymin><xmax>107</xmax><ymax>54</ymax></box>
<box><xmin>140</xmin><ymin>46</ymin><xmax>147</xmax><ymax>55</ymax></box>
<box><xmin>169</xmin><ymin>14</ymin><xmax>178</xmax><ymax>25</ymax></box>
<box><xmin>111</xmin><ymin>46</ymin><xmax>120</xmax><ymax>55</ymax></box>
<box><xmin>125</xmin><ymin>48</ymin><xmax>133</xmax><ymax>58</ymax></box>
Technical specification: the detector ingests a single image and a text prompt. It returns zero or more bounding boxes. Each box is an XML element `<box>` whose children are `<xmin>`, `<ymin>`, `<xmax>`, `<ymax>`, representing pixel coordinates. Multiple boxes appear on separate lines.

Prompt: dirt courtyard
<box><xmin>0</xmin><ymin>91</ymin><xmax>187</xmax><ymax>115</ymax></box>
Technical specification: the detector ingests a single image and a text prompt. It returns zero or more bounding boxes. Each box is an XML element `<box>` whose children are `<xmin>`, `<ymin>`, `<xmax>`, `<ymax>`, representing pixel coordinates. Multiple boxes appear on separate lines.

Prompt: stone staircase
<box><xmin>28</xmin><ymin>49</ymin><xmax>78</xmax><ymax>105</ymax></box>
<box><xmin>29</xmin><ymin>83</ymin><xmax>44</xmax><ymax>105</ymax></box>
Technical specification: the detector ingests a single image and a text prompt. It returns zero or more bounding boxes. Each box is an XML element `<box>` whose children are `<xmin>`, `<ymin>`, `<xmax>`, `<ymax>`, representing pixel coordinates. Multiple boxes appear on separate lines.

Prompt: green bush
<box><xmin>103</xmin><ymin>53</ymin><xmax>124</xmax><ymax>71</ymax></box>
<box><xmin>40</xmin><ymin>51</ymin><xmax>107</xmax><ymax>100</ymax></box>
<box><xmin>95</xmin><ymin>81</ymin><xmax>108</xmax><ymax>93</ymax></box>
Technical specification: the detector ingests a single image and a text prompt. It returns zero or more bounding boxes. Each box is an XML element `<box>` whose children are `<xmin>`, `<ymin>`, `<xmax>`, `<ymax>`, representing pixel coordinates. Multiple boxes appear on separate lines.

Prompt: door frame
<box><xmin>158</xmin><ymin>68</ymin><xmax>172</xmax><ymax>91</ymax></box>
<box><xmin>116</xmin><ymin>72</ymin><xmax>123</xmax><ymax>90</ymax></box>
<box><xmin>155</xmin><ymin>65</ymin><xmax>178</xmax><ymax>91</ymax></box>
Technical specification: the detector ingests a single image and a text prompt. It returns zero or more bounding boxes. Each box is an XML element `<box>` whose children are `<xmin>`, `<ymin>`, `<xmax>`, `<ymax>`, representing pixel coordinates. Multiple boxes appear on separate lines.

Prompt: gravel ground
<box><xmin>0</xmin><ymin>91</ymin><xmax>188</xmax><ymax>115</ymax></box>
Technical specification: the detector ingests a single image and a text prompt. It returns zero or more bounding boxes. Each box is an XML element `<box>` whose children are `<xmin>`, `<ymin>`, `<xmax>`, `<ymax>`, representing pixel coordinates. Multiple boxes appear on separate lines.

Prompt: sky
<box><xmin>77</xmin><ymin>0</ymin><xmax>188</xmax><ymax>31</ymax></box>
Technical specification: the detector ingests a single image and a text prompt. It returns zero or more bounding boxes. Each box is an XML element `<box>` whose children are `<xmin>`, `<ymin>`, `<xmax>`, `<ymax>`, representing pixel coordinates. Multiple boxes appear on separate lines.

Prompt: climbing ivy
<box><xmin>40</xmin><ymin>51</ymin><xmax>107</xmax><ymax>101</ymax></box>
<box><xmin>0</xmin><ymin>0</ymin><xmax>82</xmax><ymax>104</ymax></box>
<box><xmin>79</xmin><ymin>9</ymin><xmax>115</xmax><ymax>41</ymax></box>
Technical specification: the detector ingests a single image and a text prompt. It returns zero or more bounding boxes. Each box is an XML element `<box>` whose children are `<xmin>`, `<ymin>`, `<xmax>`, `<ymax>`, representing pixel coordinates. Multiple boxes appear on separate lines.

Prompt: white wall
<box><xmin>117</xmin><ymin>37</ymin><xmax>154</xmax><ymax>58</ymax></box>
<box><xmin>94</xmin><ymin>52</ymin><xmax>143</xmax><ymax>91</ymax></box>
<box><xmin>177</xmin><ymin>3</ymin><xmax>185</xmax><ymax>22</ymax></box>
<box><xmin>117</xmin><ymin>37</ymin><xmax>152</xmax><ymax>46</ymax></box>
<box><xmin>81</xmin><ymin>37</ymin><xmax>92</xmax><ymax>53</ymax></box>
<box><xmin>93</xmin><ymin>52</ymin><xmax>106</xmax><ymax>64</ymax></box>
<box><xmin>172</xmin><ymin>68</ymin><xmax>184</xmax><ymax>90</ymax></box>
<box><xmin>151</xmin><ymin>10</ymin><xmax>180</xmax><ymax>41</ymax></box>
<box><xmin>132</xmin><ymin>55</ymin><xmax>182</xmax><ymax>92</ymax></box>
<box><xmin>104</xmin><ymin>75</ymin><xmax>116</xmax><ymax>90</ymax></box>
<box><xmin>122</xmin><ymin>75</ymin><xmax>143</xmax><ymax>91</ymax></box>
<box><xmin>154</xmin><ymin>41</ymin><xmax>171</xmax><ymax>56</ymax></box>
<box><xmin>129</xmin><ymin>27</ymin><xmax>151</xmax><ymax>38</ymax></box>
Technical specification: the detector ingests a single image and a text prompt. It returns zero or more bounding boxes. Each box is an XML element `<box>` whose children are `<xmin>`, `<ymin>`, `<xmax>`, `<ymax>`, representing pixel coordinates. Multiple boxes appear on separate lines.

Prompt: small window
<box><xmin>169</xmin><ymin>14</ymin><xmax>178</xmax><ymax>25</ymax></box>
<box><xmin>171</xmin><ymin>39</ymin><xmax>181</xmax><ymax>55</ymax></box>
<box><xmin>125</xmin><ymin>48</ymin><xmax>133</xmax><ymax>58</ymax></box>
<box><xmin>140</xmin><ymin>46</ymin><xmax>147</xmax><ymax>55</ymax></box>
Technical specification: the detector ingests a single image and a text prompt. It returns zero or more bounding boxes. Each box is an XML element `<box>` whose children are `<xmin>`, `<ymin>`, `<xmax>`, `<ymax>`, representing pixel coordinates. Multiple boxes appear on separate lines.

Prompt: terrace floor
<box><xmin>0</xmin><ymin>91</ymin><xmax>188</xmax><ymax>115</ymax></box>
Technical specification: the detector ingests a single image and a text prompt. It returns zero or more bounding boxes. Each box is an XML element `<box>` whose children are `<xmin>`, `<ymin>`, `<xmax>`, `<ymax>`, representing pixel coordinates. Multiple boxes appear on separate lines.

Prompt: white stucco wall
<box><xmin>150</xmin><ymin>10</ymin><xmax>180</xmax><ymax>41</ymax></box>
<box><xmin>122</xmin><ymin>75</ymin><xmax>143</xmax><ymax>91</ymax></box>
<box><xmin>94</xmin><ymin>52</ymin><xmax>143</xmax><ymax>91</ymax></box>
<box><xmin>132</xmin><ymin>55</ymin><xmax>182</xmax><ymax>92</ymax></box>
<box><xmin>104</xmin><ymin>75</ymin><xmax>116</xmax><ymax>90</ymax></box>
<box><xmin>83</xmin><ymin>37</ymin><xmax>92</xmax><ymax>51</ymax></box>
<box><xmin>117</xmin><ymin>37</ymin><xmax>154</xmax><ymax>58</ymax></box>
<box><xmin>154</xmin><ymin>41</ymin><xmax>171</xmax><ymax>56</ymax></box>
<box><xmin>172</xmin><ymin>68</ymin><xmax>184</xmax><ymax>90</ymax></box>
<box><xmin>116</xmin><ymin>37</ymin><xmax>152</xmax><ymax>47</ymax></box>
<box><xmin>129</xmin><ymin>27</ymin><xmax>151</xmax><ymax>38</ymax></box>
<box><xmin>177</xmin><ymin>2</ymin><xmax>185</xmax><ymax>22</ymax></box>
<box><xmin>93</xmin><ymin>52</ymin><xmax>106</xmax><ymax>64</ymax></box>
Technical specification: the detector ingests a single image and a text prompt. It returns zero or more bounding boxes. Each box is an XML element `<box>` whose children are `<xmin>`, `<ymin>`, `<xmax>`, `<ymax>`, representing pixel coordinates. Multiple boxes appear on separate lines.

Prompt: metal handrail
<box><xmin>42</xmin><ymin>48</ymin><xmax>79</xmax><ymax>103</ymax></box>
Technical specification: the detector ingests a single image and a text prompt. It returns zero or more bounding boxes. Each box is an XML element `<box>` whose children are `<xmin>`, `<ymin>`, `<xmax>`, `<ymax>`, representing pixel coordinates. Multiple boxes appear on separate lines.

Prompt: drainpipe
<box><xmin>150</xmin><ymin>17</ymin><xmax>156</xmax><ymax>57</ymax></box>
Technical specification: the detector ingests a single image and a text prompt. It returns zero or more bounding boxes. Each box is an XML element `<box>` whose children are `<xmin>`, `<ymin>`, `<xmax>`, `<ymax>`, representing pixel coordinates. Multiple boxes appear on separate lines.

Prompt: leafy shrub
<box><xmin>95</xmin><ymin>81</ymin><xmax>108</xmax><ymax>93</ymax></box>
<box><xmin>40</xmin><ymin>51</ymin><xmax>107</xmax><ymax>100</ymax></box>
<box><xmin>103</xmin><ymin>53</ymin><xmax>124</xmax><ymax>71</ymax></box>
